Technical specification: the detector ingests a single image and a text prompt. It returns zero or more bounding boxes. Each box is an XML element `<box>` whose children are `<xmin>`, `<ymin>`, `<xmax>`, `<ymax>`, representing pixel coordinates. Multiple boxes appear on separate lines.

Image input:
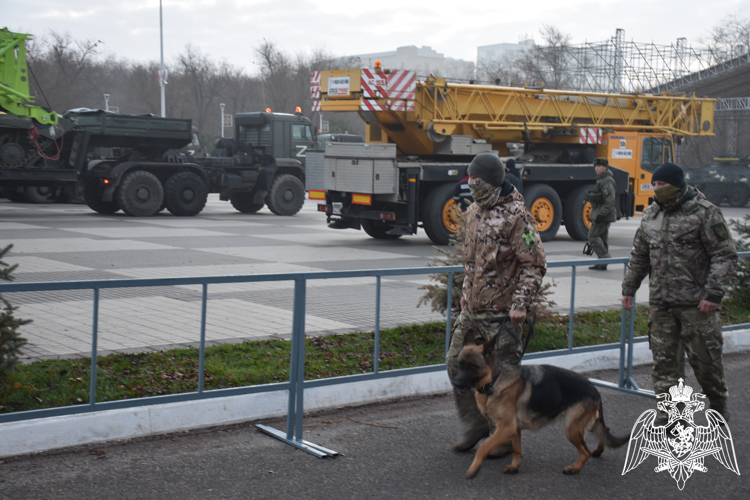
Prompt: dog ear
<box><xmin>463</xmin><ymin>329</ymin><xmax>476</xmax><ymax>347</ymax></box>
<box><xmin>483</xmin><ymin>334</ymin><xmax>497</xmax><ymax>354</ymax></box>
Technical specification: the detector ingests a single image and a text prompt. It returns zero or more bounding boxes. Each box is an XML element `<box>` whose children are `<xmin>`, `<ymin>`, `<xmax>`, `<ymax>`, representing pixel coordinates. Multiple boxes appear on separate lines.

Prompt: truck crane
<box><xmin>307</xmin><ymin>67</ymin><xmax>715</xmax><ymax>244</ymax></box>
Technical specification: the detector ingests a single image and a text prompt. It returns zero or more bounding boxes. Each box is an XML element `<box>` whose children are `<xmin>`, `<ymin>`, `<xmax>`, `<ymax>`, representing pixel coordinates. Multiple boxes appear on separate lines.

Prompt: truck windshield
<box><xmin>641</xmin><ymin>137</ymin><xmax>673</xmax><ymax>173</ymax></box>
<box><xmin>292</xmin><ymin>124</ymin><xmax>312</xmax><ymax>140</ymax></box>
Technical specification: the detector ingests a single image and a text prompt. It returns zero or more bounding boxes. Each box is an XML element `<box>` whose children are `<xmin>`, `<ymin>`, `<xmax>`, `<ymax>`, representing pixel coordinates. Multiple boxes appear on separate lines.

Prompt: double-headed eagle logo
<box><xmin>622</xmin><ymin>379</ymin><xmax>740</xmax><ymax>490</ymax></box>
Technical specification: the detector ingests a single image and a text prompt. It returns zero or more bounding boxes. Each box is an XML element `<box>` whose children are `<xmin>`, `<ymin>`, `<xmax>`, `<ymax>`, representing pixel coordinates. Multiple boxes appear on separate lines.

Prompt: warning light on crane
<box><xmin>374</xmin><ymin>60</ymin><xmax>382</xmax><ymax>69</ymax></box>
<box><xmin>265</xmin><ymin>108</ymin><xmax>272</xmax><ymax>113</ymax></box>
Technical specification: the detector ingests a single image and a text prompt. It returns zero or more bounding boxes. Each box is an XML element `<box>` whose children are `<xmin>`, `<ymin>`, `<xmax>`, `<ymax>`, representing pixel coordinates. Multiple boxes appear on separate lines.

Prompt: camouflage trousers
<box><xmin>648</xmin><ymin>305</ymin><xmax>728</xmax><ymax>416</ymax></box>
<box><xmin>447</xmin><ymin>308</ymin><xmax>524</xmax><ymax>448</ymax></box>
<box><xmin>588</xmin><ymin>221</ymin><xmax>611</xmax><ymax>258</ymax></box>
<box><xmin>446</xmin><ymin>309</ymin><xmax>524</xmax><ymax>380</ymax></box>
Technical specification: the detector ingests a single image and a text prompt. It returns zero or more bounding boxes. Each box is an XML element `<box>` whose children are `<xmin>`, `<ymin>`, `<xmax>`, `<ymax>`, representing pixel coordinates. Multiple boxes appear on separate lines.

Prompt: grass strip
<box><xmin>2</xmin><ymin>302</ymin><xmax>749</xmax><ymax>414</ymax></box>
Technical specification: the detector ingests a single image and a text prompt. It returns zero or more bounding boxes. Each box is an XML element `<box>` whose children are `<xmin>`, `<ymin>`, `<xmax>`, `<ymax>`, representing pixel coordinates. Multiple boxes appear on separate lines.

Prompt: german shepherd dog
<box><xmin>452</xmin><ymin>330</ymin><xmax>629</xmax><ymax>478</ymax></box>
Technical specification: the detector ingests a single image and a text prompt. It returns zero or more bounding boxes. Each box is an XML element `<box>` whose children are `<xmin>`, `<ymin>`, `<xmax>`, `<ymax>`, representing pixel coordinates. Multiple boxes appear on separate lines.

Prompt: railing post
<box><xmin>89</xmin><ymin>288</ymin><xmax>99</xmax><ymax>406</ymax></box>
<box><xmin>293</xmin><ymin>278</ymin><xmax>307</xmax><ymax>443</ymax></box>
<box><xmin>198</xmin><ymin>283</ymin><xmax>208</xmax><ymax>393</ymax></box>
<box><xmin>568</xmin><ymin>266</ymin><xmax>576</xmax><ymax>351</ymax></box>
<box><xmin>627</xmin><ymin>293</ymin><xmax>638</xmax><ymax>388</ymax></box>
<box><xmin>446</xmin><ymin>272</ymin><xmax>454</xmax><ymax>358</ymax></box>
<box><xmin>374</xmin><ymin>276</ymin><xmax>381</xmax><ymax>374</ymax></box>
<box><xmin>618</xmin><ymin>264</ymin><xmax>628</xmax><ymax>388</ymax></box>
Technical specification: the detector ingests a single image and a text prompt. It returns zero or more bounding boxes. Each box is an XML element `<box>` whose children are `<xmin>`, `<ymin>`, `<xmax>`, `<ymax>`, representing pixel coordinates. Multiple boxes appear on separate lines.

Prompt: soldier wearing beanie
<box><xmin>585</xmin><ymin>157</ymin><xmax>617</xmax><ymax>270</ymax></box>
<box><xmin>622</xmin><ymin>162</ymin><xmax>737</xmax><ymax>423</ymax></box>
<box><xmin>447</xmin><ymin>153</ymin><xmax>546</xmax><ymax>456</ymax></box>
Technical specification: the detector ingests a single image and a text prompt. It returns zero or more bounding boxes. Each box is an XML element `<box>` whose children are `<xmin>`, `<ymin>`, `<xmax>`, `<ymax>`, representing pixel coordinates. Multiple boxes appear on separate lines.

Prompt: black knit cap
<box><xmin>468</xmin><ymin>153</ymin><xmax>505</xmax><ymax>186</ymax></box>
<box><xmin>651</xmin><ymin>162</ymin><xmax>685</xmax><ymax>188</ymax></box>
<box><xmin>593</xmin><ymin>157</ymin><xmax>608</xmax><ymax>167</ymax></box>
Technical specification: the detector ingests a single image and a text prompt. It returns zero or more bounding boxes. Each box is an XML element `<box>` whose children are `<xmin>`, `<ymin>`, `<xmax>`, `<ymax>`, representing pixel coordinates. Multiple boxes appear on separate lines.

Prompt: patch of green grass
<box><xmin>2</xmin><ymin>302</ymin><xmax>749</xmax><ymax>414</ymax></box>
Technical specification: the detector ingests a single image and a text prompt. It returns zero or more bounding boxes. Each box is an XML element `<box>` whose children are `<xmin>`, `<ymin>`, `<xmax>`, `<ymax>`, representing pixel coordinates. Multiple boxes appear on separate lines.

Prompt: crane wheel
<box><xmin>523</xmin><ymin>183</ymin><xmax>562</xmax><ymax>242</ymax></box>
<box><xmin>24</xmin><ymin>186</ymin><xmax>59</xmax><ymax>204</ymax></box>
<box><xmin>422</xmin><ymin>183</ymin><xmax>460</xmax><ymax>246</ymax></box>
<box><xmin>164</xmin><ymin>172</ymin><xmax>208</xmax><ymax>216</ymax></box>
<box><xmin>361</xmin><ymin>219</ymin><xmax>402</xmax><ymax>239</ymax></box>
<box><xmin>563</xmin><ymin>184</ymin><xmax>595</xmax><ymax>241</ymax></box>
<box><xmin>115</xmin><ymin>170</ymin><xmax>164</xmax><ymax>217</ymax></box>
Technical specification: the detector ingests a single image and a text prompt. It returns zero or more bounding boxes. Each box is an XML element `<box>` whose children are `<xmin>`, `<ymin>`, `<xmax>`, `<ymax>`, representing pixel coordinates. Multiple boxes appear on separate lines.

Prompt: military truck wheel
<box><xmin>703</xmin><ymin>187</ymin><xmax>724</xmax><ymax>206</ymax></box>
<box><xmin>83</xmin><ymin>177</ymin><xmax>119</xmax><ymax>214</ymax></box>
<box><xmin>266</xmin><ymin>174</ymin><xmax>305</xmax><ymax>216</ymax></box>
<box><xmin>116</xmin><ymin>170</ymin><xmax>164</xmax><ymax>217</ymax></box>
<box><xmin>524</xmin><ymin>183</ymin><xmax>562</xmax><ymax>242</ymax></box>
<box><xmin>1</xmin><ymin>188</ymin><xmax>27</xmax><ymax>203</ymax></box>
<box><xmin>24</xmin><ymin>186</ymin><xmax>59</xmax><ymax>204</ymax></box>
<box><xmin>230</xmin><ymin>193</ymin><xmax>264</xmax><ymax>213</ymax></box>
<box><xmin>164</xmin><ymin>172</ymin><xmax>208</xmax><ymax>216</ymax></box>
<box><xmin>361</xmin><ymin>219</ymin><xmax>402</xmax><ymax>239</ymax></box>
<box><xmin>727</xmin><ymin>185</ymin><xmax>749</xmax><ymax>207</ymax></box>
<box><xmin>563</xmin><ymin>184</ymin><xmax>595</xmax><ymax>241</ymax></box>
<box><xmin>422</xmin><ymin>183</ymin><xmax>461</xmax><ymax>246</ymax></box>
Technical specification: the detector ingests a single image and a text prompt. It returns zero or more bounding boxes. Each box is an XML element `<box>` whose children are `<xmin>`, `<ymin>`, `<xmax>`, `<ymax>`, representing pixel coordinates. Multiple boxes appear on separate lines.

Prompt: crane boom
<box><xmin>315</xmin><ymin>70</ymin><xmax>714</xmax><ymax>155</ymax></box>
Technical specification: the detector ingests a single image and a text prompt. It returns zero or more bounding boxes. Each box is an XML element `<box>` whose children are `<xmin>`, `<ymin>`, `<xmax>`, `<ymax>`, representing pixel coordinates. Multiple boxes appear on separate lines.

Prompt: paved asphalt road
<box><xmin>0</xmin><ymin>354</ymin><xmax>748</xmax><ymax>499</ymax></box>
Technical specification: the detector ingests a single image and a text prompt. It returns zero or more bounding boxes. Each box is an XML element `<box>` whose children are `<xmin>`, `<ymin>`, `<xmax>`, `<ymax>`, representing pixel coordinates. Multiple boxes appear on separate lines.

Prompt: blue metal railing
<box><xmin>2</xmin><ymin>253</ymin><xmax>748</xmax><ymax>456</ymax></box>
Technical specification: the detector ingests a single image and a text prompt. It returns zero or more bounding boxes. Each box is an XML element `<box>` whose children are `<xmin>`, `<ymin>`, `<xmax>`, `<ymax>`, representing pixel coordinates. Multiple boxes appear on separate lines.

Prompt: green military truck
<box><xmin>685</xmin><ymin>156</ymin><xmax>750</xmax><ymax>207</ymax></box>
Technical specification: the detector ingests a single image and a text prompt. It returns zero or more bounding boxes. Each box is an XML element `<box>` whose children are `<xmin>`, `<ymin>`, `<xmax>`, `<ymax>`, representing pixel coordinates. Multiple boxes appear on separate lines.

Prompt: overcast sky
<box><xmin>7</xmin><ymin>0</ymin><xmax>748</xmax><ymax>73</ymax></box>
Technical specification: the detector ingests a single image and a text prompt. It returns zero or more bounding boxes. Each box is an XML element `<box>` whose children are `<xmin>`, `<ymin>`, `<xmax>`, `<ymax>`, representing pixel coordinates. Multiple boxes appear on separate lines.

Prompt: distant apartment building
<box><xmin>351</xmin><ymin>46</ymin><xmax>475</xmax><ymax>80</ymax></box>
<box><xmin>477</xmin><ymin>39</ymin><xmax>535</xmax><ymax>66</ymax></box>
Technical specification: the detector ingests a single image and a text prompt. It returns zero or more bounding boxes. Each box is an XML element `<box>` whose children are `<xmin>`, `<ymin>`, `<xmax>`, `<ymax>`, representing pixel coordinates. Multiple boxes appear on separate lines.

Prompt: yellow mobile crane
<box><xmin>308</xmin><ymin>68</ymin><xmax>715</xmax><ymax>244</ymax></box>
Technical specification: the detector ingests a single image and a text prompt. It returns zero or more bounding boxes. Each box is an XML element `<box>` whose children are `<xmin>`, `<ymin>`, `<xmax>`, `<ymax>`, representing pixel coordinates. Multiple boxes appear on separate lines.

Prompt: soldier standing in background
<box><xmin>587</xmin><ymin>157</ymin><xmax>617</xmax><ymax>270</ymax></box>
<box><xmin>447</xmin><ymin>153</ymin><xmax>547</xmax><ymax>455</ymax></box>
<box><xmin>621</xmin><ymin>162</ymin><xmax>737</xmax><ymax>422</ymax></box>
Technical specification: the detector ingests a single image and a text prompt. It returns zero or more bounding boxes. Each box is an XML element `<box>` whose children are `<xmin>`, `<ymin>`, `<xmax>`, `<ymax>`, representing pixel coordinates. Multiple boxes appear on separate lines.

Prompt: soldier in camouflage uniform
<box><xmin>586</xmin><ymin>158</ymin><xmax>617</xmax><ymax>271</ymax></box>
<box><xmin>447</xmin><ymin>153</ymin><xmax>547</xmax><ymax>453</ymax></box>
<box><xmin>621</xmin><ymin>162</ymin><xmax>737</xmax><ymax>422</ymax></box>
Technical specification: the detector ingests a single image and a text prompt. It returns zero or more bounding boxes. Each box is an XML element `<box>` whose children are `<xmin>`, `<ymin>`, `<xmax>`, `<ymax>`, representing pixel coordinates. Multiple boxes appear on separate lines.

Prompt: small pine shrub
<box><xmin>0</xmin><ymin>244</ymin><xmax>30</xmax><ymax>393</ymax></box>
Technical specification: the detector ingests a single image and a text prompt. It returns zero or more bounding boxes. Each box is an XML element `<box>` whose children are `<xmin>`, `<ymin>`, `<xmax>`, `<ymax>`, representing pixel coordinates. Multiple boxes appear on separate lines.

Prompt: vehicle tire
<box><xmin>265</xmin><ymin>174</ymin><xmax>305</xmax><ymax>216</ymax></box>
<box><xmin>422</xmin><ymin>183</ymin><xmax>461</xmax><ymax>246</ymax></box>
<box><xmin>24</xmin><ymin>186</ymin><xmax>59</xmax><ymax>204</ymax></box>
<box><xmin>84</xmin><ymin>177</ymin><xmax>119</xmax><ymax>214</ymax></box>
<box><xmin>1</xmin><ymin>187</ymin><xmax>27</xmax><ymax>203</ymax></box>
<box><xmin>164</xmin><ymin>172</ymin><xmax>208</xmax><ymax>216</ymax></box>
<box><xmin>727</xmin><ymin>185</ymin><xmax>749</xmax><ymax>207</ymax></box>
<box><xmin>361</xmin><ymin>219</ymin><xmax>402</xmax><ymax>239</ymax></box>
<box><xmin>702</xmin><ymin>186</ymin><xmax>724</xmax><ymax>206</ymax></box>
<box><xmin>523</xmin><ymin>183</ymin><xmax>562</xmax><ymax>242</ymax></box>
<box><xmin>230</xmin><ymin>192</ymin><xmax>264</xmax><ymax>213</ymax></box>
<box><xmin>563</xmin><ymin>184</ymin><xmax>595</xmax><ymax>241</ymax></box>
<box><xmin>115</xmin><ymin>170</ymin><xmax>164</xmax><ymax>217</ymax></box>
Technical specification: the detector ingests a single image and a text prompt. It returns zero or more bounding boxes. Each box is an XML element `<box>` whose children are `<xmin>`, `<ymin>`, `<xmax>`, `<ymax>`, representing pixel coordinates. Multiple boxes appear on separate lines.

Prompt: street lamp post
<box><xmin>220</xmin><ymin>103</ymin><xmax>226</xmax><ymax>138</ymax></box>
<box><xmin>103</xmin><ymin>94</ymin><xmax>110</xmax><ymax>112</ymax></box>
<box><xmin>159</xmin><ymin>0</ymin><xmax>166</xmax><ymax>117</ymax></box>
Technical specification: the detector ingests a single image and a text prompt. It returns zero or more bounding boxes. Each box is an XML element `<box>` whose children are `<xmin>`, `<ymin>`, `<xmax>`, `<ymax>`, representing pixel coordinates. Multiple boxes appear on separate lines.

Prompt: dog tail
<box><xmin>592</xmin><ymin>400</ymin><xmax>630</xmax><ymax>449</ymax></box>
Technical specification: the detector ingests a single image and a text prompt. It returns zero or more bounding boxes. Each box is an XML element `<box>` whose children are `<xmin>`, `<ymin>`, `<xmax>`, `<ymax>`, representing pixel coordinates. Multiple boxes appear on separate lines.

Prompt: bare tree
<box><xmin>702</xmin><ymin>10</ymin><xmax>750</xmax><ymax>62</ymax></box>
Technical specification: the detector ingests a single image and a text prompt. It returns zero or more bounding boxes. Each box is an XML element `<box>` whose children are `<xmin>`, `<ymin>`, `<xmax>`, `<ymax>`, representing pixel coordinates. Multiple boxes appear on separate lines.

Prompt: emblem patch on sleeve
<box><xmin>603</xmin><ymin>189</ymin><xmax>609</xmax><ymax>195</ymax></box>
<box><xmin>712</xmin><ymin>223</ymin><xmax>729</xmax><ymax>241</ymax></box>
<box><xmin>521</xmin><ymin>228</ymin><xmax>536</xmax><ymax>247</ymax></box>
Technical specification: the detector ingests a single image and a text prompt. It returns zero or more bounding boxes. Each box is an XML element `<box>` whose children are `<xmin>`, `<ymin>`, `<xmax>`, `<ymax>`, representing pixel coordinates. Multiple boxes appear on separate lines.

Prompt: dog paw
<box><xmin>503</xmin><ymin>466</ymin><xmax>519</xmax><ymax>474</ymax></box>
<box><xmin>591</xmin><ymin>450</ymin><xmax>603</xmax><ymax>458</ymax></box>
<box><xmin>562</xmin><ymin>466</ymin><xmax>580</xmax><ymax>475</ymax></box>
<box><xmin>465</xmin><ymin>468</ymin><xmax>479</xmax><ymax>479</ymax></box>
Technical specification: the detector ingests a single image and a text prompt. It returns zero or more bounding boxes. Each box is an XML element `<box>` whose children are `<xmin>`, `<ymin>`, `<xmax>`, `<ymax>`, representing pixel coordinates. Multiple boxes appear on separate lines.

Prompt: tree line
<box><xmin>25</xmin><ymin>33</ymin><xmax>365</xmax><ymax>146</ymax></box>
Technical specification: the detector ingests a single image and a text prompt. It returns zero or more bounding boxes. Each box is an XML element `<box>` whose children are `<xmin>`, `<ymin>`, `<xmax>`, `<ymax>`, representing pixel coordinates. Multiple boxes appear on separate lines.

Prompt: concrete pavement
<box><xmin>0</xmin><ymin>353</ymin><xmax>747</xmax><ymax>499</ymax></box>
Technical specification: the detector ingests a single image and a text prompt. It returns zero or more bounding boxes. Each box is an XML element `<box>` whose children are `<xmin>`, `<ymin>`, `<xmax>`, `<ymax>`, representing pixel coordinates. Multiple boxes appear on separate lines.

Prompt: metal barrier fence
<box><xmin>1</xmin><ymin>254</ymin><xmax>748</xmax><ymax>457</ymax></box>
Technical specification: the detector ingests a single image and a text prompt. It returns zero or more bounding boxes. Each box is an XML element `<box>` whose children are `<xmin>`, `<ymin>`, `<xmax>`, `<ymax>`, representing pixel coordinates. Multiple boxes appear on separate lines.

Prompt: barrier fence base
<box><xmin>589</xmin><ymin>378</ymin><xmax>655</xmax><ymax>398</ymax></box>
<box><xmin>256</xmin><ymin>424</ymin><xmax>339</xmax><ymax>458</ymax></box>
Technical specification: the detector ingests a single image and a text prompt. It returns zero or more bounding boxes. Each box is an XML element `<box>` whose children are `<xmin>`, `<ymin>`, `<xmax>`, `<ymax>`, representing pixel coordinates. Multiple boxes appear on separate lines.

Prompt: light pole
<box><xmin>159</xmin><ymin>0</ymin><xmax>166</xmax><ymax>117</ymax></box>
<box><xmin>103</xmin><ymin>94</ymin><xmax>110</xmax><ymax>112</ymax></box>
<box><xmin>220</xmin><ymin>103</ymin><xmax>226</xmax><ymax>138</ymax></box>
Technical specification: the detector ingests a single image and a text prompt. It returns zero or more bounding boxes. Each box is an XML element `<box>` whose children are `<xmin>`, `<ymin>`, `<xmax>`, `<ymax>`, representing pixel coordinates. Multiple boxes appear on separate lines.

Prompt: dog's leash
<box><xmin>489</xmin><ymin>311</ymin><xmax>536</xmax><ymax>364</ymax></box>
<box><xmin>477</xmin><ymin>312</ymin><xmax>536</xmax><ymax>396</ymax></box>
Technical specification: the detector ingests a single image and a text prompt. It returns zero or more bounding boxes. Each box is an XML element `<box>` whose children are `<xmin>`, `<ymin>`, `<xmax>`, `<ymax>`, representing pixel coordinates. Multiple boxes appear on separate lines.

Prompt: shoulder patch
<box><xmin>698</xmin><ymin>199</ymin><xmax>714</xmax><ymax>209</ymax></box>
<box><xmin>713</xmin><ymin>223</ymin><xmax>730</xmax><ymax>241</ymax></box>
<box><xmin>521</xmin><ymin>228</ymin><xmax>537</xmax><ymax>247</ymax></box>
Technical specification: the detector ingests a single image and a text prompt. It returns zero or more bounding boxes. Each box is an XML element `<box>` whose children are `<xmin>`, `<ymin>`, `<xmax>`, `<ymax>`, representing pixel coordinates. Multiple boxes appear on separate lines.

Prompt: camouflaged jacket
<box><xmin>585</xmin><ymin>169</ymin><xmax>617</xmax><ymax>222</ymax></box>
<box><xmin>461</xmin><ymin>188</ymin><xmax>547</xmax><ymax>313</ymax></box>
<box><xmin>622</xmin><ymin>185</ymin><xmax>737</xmax><ymax>306</ymax></box>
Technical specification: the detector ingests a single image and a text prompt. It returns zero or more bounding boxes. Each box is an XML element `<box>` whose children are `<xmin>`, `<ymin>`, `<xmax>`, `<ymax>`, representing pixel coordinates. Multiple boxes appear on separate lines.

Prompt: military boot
<box><xmin>452</xmin><ymin>388</ymin><xmax>490</xmax><ymax>451</ymax></box>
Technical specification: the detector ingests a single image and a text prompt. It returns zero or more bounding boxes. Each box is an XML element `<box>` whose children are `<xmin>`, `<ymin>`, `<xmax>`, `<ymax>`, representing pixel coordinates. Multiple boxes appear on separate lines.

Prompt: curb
<box><xmin>2</xmin><ymin>329</ymin><xmax>748</xmax><ymax>458</ymax></box>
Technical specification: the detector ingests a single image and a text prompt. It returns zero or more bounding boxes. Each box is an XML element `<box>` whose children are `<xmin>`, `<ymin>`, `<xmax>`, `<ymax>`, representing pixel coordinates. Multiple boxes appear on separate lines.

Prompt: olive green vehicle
<box><xmin>685</xmin><ymin>156</ymin><xmax>750</xmax><ymax>207</ymax></box>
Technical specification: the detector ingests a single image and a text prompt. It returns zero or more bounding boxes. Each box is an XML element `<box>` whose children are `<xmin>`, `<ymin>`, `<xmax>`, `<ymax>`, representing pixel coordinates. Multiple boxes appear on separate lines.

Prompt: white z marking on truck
<box><xmin>296</xmin><ymin>145</ymin><xmax>307</xmax><ymax>157</ymax></box>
